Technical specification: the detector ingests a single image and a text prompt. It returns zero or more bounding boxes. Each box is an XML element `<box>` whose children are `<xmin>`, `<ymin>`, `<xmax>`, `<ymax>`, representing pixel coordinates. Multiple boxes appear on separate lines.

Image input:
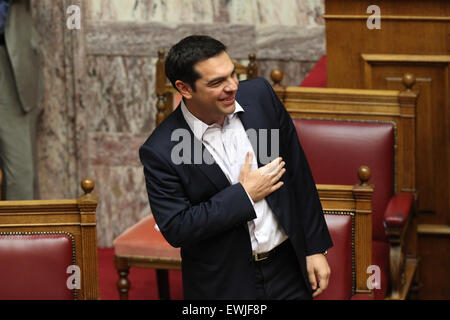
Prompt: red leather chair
<box><xmin>0</xmin><ymin>179</ymin><xmax>100</xmax><ymax>300</ymax></box>
<box><xmin>114</xmin><ymin>215</ymin><xmax>181</xmax><ymax>300</ymax></box>
<box><xmin>0</xmin><ymin>232</ymin><xmax>76</xmax><ymax>300</ymax></box>
<box><xmin>315</xmin><ymin>213</ymin><xmax>354</xmax><ymax>300</ymax></box>
<box><xmin>295</xmin><ymin>118</ymin><xmax>417</xmax><ymax>299</ymax></box>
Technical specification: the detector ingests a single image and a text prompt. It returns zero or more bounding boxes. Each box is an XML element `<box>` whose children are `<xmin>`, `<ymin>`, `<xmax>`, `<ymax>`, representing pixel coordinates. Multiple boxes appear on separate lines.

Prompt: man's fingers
<box><xmin>246</xmin><ymin>152</ymin><xmax>253</xmax><ymax>165</ymax></box>
<box><xmin>312</xmin><ymin>269</ymin><xmax>330</xmax><ymax>297</ymax></box>
<box><xmin>307</xmin><ymin>270</ymin><xmax>317</xmax><ymax>292</ymax></box>
<box><xmin>271</xmin><ymin>167</ymin><xmax>286</xmax><ymax>184</ymax></box>
<box><xmin>260</xmin><ymin>157</ymin><xmax>282</xmax><ymax>175</ymax></box>
<box><xmin>270</xmin><ymin>181</ymin><xmax>284</xmax><ymax>193</ymax></box>
<box><xmin>317</xmin><ymin>270</ymin><xmax>330</xmax><ymax>291</ymax></box>
<box><xmin>241</xmin><ymin>152</ymin><xmax>252</xmax><ymax>173</ymax></box>
<box><xmin>311</xmin><ymin>274</ymin><xmax>324</xmax><ymax>297</ymax></box>
<box><xmin>271</xmin><ymin>161</ymin><xmax>285</xmax><ymax>176</ymax></box>
<box><xmin>312</xmin><ymin>288</ymin><xmax>323</xmax><ymax>298</ymax></box>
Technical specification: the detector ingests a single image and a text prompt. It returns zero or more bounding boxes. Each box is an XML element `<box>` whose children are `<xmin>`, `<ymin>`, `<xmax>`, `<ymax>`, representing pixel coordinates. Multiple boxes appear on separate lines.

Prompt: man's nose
<box><xmin>224</xmin><ymin>78</ymin><xmax>238</xmax><ymax>92</ymax></box>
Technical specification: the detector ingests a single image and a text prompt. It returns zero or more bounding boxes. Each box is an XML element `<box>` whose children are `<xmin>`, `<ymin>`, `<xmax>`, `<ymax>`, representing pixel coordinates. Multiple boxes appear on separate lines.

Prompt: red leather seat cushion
<box><xmin>294</xmin><ymin>119</ymin><xmax>394</xmax><ymax>243</ymax></box>
<box><xmin>113</xmin><ymin>215</ymin><xmax>180</xmax><ymax>260</ymax></box>
<box><xmin>315</xmin><ymin>214</ymin><xmax>353</xmax><ymax>300</ymax></box>
<box><xmin>0</xmin><ymin>233</ymin><xmax>75</xmax><ymax>300</ymax></box>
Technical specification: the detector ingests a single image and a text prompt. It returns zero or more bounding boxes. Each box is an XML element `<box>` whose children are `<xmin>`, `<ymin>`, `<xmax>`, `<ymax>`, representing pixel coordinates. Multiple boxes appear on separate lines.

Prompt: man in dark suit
<box><xmin>140</xmin><ymin>35</ymin><xmax>332</xmax><ymax>300</ymax></box>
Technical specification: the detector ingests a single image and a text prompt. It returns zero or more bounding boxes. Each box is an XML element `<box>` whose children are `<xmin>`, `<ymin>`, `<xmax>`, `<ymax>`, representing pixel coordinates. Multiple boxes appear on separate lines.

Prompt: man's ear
<box><xmin>175</xmin><ymin>80</ymin><xmax>193</xmax><ymax>99</ymax></box>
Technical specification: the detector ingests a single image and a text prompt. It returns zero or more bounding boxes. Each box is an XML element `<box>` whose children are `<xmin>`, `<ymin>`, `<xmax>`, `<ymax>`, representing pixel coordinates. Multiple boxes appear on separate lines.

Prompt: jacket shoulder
<box><xmin>236</xmin><ymin>77</ymin><xmax>277</xmax><ymax>108</ymax></box>
<box><xmin>140</xmin><ymin>108</ymin><xmax>181</xmax><ymax>156</ymax></box>
<box><xmin>237</xmin><ymin>77</ymin><xmax>272</xmax><ymax>92</ymax></box>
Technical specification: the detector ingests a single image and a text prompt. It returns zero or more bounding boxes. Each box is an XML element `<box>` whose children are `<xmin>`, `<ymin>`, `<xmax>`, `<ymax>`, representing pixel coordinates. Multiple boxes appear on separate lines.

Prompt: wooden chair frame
<box><xmin>0</xmin><ymin>179</ymin><xmax>99</xmax><ymax>300</ymax></box>
<box><xmin>115</xmin><ymin>247</ymin><xmax>181</xmax><ymax>300</ymax></box>
<box><xmin>319</xmin><ymin>177</ymin><xmax>374</xmax><ymax>295</ymax></box>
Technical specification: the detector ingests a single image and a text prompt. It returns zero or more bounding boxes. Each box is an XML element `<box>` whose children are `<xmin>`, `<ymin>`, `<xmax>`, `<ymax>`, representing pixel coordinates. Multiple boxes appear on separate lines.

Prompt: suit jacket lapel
<box><xmin>236</xmin><ymin>100</ymin><xmax>265</xmax><ymax>169</ymax></box>
<box><xmin>172</xmin><ymin>106</ymin><xmax>231</xmax><ymax>192</ymax></box>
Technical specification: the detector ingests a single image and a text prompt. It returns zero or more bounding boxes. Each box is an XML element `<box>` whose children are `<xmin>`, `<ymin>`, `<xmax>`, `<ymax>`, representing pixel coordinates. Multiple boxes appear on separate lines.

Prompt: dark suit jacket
<box><xmin>139</xmin><ymin>77</ymin><xmax>333</xmax><ymax>299</ymax></box>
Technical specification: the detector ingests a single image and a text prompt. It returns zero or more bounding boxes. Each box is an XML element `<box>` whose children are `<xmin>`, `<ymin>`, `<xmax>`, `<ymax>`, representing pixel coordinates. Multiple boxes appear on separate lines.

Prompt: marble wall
<box><xmin>32</xmin><ymin>0</ymin><xmax>79</xmax><ymax>200</ymax></box>
<box><xmin>34</xmin><ymin>0</ymin><xmax>326</xmax><ymax>246</ymax></box>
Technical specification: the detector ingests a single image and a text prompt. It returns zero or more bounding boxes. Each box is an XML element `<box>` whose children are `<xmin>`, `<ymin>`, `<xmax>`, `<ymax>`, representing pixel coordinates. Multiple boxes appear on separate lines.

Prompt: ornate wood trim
<box><xmin>318</xmin><ymin>182</ymin><xmax>374</xmax><ymax>294</ymax></box>
<box><xmin>362</xmin><ymin>54</ymin><xmax>450</xmax><ymax>64</ymax></box>
<box><xmin>324</xmin><ymin>15</ymin><xmax>450</xmax><ymax>22</ymax></box>
<box><xmin>418</xmin><ymin>224</ymin><xmax>450</xmax><ymax>236</ymax></box>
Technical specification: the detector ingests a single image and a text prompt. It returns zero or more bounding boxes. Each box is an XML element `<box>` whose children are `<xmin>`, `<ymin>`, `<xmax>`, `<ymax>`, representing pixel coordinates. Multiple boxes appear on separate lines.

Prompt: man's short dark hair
<box><xmin>165</xmin><ymin>35</ymin><xmax>227</xmax><ymax>92</ymax></box>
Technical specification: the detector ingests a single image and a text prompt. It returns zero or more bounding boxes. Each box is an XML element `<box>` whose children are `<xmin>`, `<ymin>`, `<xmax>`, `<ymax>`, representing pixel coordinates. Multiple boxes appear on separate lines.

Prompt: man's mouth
<box><xmin>220</xmin><ymin>95</ymin><xmax>235</xmax><ymax>105</ymax></box>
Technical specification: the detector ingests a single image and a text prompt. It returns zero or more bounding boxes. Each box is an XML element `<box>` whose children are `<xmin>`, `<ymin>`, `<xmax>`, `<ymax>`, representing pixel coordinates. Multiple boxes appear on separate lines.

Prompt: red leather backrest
<box><xmin>294</xmin><ymin>119</ymin><xmax>394</xmax><ymax>242</ymax></box>
<box><xmin>315</xmin><ymin>214</ymin><xmax>353</xmax><ymax>300</ymax></box>
<box><xmin>0</xmin><ymin>233</ymin><xmax>75</xmax><ymax>300</ymax></box>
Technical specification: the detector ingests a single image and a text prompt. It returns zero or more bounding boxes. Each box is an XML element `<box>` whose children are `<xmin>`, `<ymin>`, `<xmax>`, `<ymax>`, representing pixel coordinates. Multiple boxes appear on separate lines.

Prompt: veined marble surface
<box><xmin>86</xmin><ymin>55</ymin><xmax>156</xmax><ymax>134</ymax></box>
<box><xmin>86</xmin><ymin>0</ymin><xmax>324</xmax><ymax>26</ymax></box>
<box><xmin>93</xmin><ymin>163</ymin><xmax>150</xmax><ymax>247</ymax></box>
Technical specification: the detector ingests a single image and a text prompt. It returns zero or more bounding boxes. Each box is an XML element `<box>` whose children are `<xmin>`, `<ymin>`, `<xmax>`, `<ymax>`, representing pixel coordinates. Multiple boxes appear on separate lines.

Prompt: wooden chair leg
<box><xmin>115</xmin><ymin>256</ymin><xmax>131</xmax><ymax>300</ymax></box>
<box><xmin>156</xmin><ymin>269</ymin><xmax>170</xmax><ymax>300</ymax></box>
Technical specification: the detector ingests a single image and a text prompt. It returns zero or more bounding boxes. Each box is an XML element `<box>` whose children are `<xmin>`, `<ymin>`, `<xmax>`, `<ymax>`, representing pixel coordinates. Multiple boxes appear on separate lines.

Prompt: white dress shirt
<box><xmin>180</xmin><ymin>99</ymin><xmax>288</xmax><ymax>254</ymax></box>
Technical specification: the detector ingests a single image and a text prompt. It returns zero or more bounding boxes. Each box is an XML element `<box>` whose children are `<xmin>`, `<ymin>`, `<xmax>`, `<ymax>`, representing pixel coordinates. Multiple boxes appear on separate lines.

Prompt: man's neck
<box><xmin>184</xmin><ymin>99</ymin><xmax>225</xmax><ymax>127</ymax></box>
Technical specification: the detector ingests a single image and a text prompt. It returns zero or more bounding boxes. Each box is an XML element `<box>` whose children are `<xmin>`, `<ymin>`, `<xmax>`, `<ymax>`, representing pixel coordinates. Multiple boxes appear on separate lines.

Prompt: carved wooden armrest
<box><xmin>384</xmin><ymin>192</ymin><xmax>417</xmax><ymax>299</ymax></box>
<box><xmin>385</xmin><ymin>193</ymin><xmax>414</xmax><ymax>228</ymax></box>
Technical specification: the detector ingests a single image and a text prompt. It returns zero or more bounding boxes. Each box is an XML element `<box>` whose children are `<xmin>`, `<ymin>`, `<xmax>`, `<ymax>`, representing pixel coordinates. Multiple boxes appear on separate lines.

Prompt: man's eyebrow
<box><xmin>206</xmin><ymin>66</ymin><xmax>236</xmax><ymax>86</ymax></box>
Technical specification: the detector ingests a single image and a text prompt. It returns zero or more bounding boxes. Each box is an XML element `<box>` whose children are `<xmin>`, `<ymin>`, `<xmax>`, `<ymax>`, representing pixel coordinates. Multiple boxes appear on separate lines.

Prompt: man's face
<box><xmin>178</xmin><ymin>51</ymin><xmax>239</xmax><ymax>125</ymax></box>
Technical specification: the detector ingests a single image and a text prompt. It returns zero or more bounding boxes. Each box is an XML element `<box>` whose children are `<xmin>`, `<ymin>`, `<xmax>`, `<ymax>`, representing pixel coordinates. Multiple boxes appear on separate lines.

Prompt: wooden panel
<box><xmin>324</xmin><ymin>1</ymin><xmax>449</xmax><ymax>89</ymax></box>
<box><xmin>324</xmin><ymin>0</ymin><xmax>450</xmax><ymax>298</ymax></box>
<box><xmin>325</xmin><ymin>0</ymin><xmax>450</xmax><ymax>17</ymax></box>
<box><xmin>417</xmin><ymin>235</ymin><xmax>450</xmax><ymax>299</ymax></box>
<box><xmin>362</xmin><ymin>55</ymin><xmax>450</xmax><ymax>226</ymax></box>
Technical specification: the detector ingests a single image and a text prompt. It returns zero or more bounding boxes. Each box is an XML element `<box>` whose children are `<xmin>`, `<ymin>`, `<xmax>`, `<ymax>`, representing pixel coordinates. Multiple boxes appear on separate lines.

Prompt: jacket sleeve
<box><xmin>139</xmin><ymin>143</ymin><xmax>257</xmax><ymax>248</ymax></box>
<box><xmin>261</xmin><ymin>78</ymin><xmax>333</xmax><ymax>255</ymax></box>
